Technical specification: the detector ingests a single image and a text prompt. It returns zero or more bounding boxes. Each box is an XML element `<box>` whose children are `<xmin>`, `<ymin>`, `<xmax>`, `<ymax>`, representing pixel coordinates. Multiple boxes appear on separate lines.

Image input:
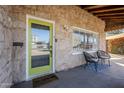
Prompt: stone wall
<box><xmin>0</xmin><ymin>6</ymin><xmax>13</xmax><ymax>87</ymax></box>
<box><xmin>107</xmin><ymin>37</ymin><xmax>124</xmax><ymax>54</ymax></box>
<box><xmin>0</xmin><ymin>5</ymin><xmax>106</xmax><ymax>87</ymax></box>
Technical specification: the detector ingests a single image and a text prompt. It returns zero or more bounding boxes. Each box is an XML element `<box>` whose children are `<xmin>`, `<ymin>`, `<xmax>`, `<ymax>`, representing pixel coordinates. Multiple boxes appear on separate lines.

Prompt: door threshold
<box><xmin>32</xmin><ymin>74</ymin><xmax>58</xmax><ymax>87</ymax></box>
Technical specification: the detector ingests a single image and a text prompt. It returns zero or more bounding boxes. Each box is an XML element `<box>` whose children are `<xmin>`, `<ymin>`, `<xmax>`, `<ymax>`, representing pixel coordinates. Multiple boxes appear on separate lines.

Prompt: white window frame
<box><xmin>71</xmin><ymin>26</ymin><xmax>99</xmax><ymax>55</ymax></box>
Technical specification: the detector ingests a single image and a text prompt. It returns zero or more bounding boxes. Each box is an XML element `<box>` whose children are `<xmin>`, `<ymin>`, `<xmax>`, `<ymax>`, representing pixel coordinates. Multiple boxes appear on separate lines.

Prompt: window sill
<box><xmin>72</xmin><ymin>52</ymin><xmax>83</xmax><ymax>55</ymax></box>
<box><xmin>72</xmin><ymin>50</ymin><xmax>98</xmax><ymax>55</ymax></box>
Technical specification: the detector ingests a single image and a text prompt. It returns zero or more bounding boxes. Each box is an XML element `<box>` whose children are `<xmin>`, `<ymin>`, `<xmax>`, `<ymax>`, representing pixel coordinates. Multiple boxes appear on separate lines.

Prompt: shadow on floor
<box><xmin>12</xmin><ymin>57</ymin><xmax>124</xmax><ymax>88</ymax></box>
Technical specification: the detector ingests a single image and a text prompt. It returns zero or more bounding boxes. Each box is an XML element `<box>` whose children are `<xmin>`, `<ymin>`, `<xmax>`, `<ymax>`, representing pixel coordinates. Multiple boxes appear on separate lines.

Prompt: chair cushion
<box><xmin>84</xmin><ymin>52</ymin><xmax>98</xmax><ymax>63</ymax></box>
<box><xmin>91</xmin><ymin>58</ymin><xmax>98</xmax><ymax>63</ymax></box>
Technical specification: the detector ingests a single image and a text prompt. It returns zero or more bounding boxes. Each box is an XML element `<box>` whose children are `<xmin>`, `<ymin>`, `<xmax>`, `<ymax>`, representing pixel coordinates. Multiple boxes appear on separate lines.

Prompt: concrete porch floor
<box><xmin>12</xmin><ymin>54</ymin><xmax>124</xmax><ymax>88</ymax></box>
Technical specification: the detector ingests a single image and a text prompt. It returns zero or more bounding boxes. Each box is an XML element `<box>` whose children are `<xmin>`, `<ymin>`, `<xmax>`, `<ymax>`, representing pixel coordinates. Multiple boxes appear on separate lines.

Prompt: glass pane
<box><xmin>92</xmin><ymin>34</ymin><xmax>98</xmax><ymax>50</ymax></box>
<box><xmin>80</xmin><ymin>32</ymin><xmax>85</xmax><ymax>50</ymax></box>
<box><xmin>72</xmin><ymin>28</ymin><xmax>99</xmax><ymax>52</ymax></box>
<box><xmin>73</xmin><ymin>31</ymin><xmax>81</xmax><ymax>50</ymax></box>
<box><xmin>31</xmin><ymin>23</ymin><xmax>50</xmax><ymax>68</ymax></box>
<box><xmin>85</xmin><ymin>33</ymin><xmax>93</xmax><ymax>50</ymax></box>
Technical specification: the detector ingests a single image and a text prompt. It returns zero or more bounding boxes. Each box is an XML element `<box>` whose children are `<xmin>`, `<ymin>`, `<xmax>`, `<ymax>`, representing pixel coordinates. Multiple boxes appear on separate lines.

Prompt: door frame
<box><xmin>26</xmin><ymin>15</ymin><xmax>56</xmax><ymax>81</ymax></box>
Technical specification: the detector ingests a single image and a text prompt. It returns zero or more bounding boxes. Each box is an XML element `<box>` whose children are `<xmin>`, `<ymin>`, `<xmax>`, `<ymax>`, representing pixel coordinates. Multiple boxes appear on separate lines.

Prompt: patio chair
<box><xmin>83</xmin><ymin>52</ymin><xmax>99</xmax><ymax>72</ymax></box>
<box><xmin>97</xmin><ymin>50</ymin><xmax>111</xmax><ymax>66</ymax></box>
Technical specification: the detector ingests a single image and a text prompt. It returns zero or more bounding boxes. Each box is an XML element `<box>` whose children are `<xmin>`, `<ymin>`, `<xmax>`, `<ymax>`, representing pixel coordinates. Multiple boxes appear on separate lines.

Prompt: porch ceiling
<box><xmin>79</xmin><ymin>5</ymin><xmax>124</xmax><ymax>31</ymax></box>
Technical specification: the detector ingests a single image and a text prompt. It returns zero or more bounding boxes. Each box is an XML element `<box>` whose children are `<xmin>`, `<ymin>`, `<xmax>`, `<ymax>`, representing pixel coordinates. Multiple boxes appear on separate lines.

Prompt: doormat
<box><xmin>32</xmin><ymin>74</ymin><xmax>58</xmax><ymax>88</ymax></box>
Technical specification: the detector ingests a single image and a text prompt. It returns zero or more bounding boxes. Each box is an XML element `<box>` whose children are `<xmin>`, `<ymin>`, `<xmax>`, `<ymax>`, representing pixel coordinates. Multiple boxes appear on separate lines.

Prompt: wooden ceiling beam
<box><xmin>98</xmin><ymin>15</ymin><xmax>124</xmax><ymax>18</ymax></box>
<box><xmin>105</xmin><ymin>21</ymin><xmax>124</xmax><ymax>24</ymax></box>
<box><xmin>83</xmin><ymin>5</ymin><xmax>109</xmax><ymax>10</ymax></box>
<box><xmin>100</xmin><ymin>16</ymin><xmax>124</xmax><ymax>19</ymax></box>
<box><xmin>106</xmin><ymin>20</ymin><xmax>124</xmax><ymax>23</ymax></box>
<box><xmin>79</xmin><ymin>5</ymin><xmax>124</xmax><ymax>31</ymax></box>
<box><xmin>112</xmin><ymin>18</ymin><xmax>124</xmax><ymax>19</ymax></box>
<box><xmin>103</xmin><ymin>17</ymin><xmax>124</xmax><ymax>21</ymax></box>
<box><xmin>101</xmin><ymin>19</ymin><xmax>124</xmax><ymax>22</ymax></box>
<box><xmin>108</xmin><ymin>20</ymin><xmax>124</xmax><ymax>23</ymax></box>
<box><xmin>96</xmin><ymin>13</ymin><xmax>124</xmax><ymax>17</ymax></box>
<box><xmin>90</xmin><ymin>7</ymin><xmax>124</xmax><ymax>13</ymax></box>
<box><xmin>109</xmin><ymin>19</ymin><xmax>124</xmax><ymax>21</ymax></box>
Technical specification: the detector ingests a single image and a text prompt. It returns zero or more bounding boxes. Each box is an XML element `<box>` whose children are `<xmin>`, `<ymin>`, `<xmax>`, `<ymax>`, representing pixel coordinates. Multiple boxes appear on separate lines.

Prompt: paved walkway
<box><xmin>12</xmin><ymin>54</ymin><xmax>124</xmax><ymax>88</ymax></box>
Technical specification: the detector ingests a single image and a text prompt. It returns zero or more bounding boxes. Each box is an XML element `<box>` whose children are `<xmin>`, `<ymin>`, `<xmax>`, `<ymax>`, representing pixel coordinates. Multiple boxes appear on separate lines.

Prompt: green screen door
<box><xmin>28</xmin><ymin>17</ymin><xmax>53</xmax><ymax>78</ymax></box>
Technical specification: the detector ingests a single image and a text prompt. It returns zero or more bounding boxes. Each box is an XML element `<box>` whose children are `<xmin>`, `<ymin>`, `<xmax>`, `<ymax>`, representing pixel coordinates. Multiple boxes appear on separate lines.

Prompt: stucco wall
<box><xmin>0</xmin><ymin>5</ymin><xmax>105</xmax><ymax>87</ymax></box>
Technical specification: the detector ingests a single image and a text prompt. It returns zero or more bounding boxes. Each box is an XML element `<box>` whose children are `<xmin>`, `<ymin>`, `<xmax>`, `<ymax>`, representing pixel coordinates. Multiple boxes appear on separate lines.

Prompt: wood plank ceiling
<box><xmin>79</xmin><ymin>5</ymin><xmax>124</xmax><ymax>31</ymax></box>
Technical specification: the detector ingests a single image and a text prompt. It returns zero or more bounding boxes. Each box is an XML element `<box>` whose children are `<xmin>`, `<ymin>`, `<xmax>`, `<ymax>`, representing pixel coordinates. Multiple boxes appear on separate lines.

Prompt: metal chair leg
<box><xmin>103</xmin><ymin>59</ymin><xmax>105</xmax><ymax>64</ymax></box>
<box><xmin>84</xmin><ymin>63</ymin><xmax>88</xmax><ymax>69</ymax></box>
<box><xmin>94</xmin><ymin>62</ymin><xmax>98</xmax><ymax>72</ymax></box>
<box><xmin>108</xmin><ymin>59</ymin><xmax>111</xmax><ymax>66</ymax></box>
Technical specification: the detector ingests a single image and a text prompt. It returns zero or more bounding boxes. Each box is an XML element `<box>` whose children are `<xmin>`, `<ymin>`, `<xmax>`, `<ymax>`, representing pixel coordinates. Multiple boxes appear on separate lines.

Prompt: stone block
<box><xmin>0</xmin><ymin>24</ymin><xmax>5</xmax><ymax>42</ymax></box>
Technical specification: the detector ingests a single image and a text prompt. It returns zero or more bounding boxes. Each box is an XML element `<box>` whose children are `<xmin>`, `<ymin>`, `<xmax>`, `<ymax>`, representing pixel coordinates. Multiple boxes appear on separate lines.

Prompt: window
<box><xmin>72</xmin><ymin>27</ymin><xmax>99</xmax><ymax>54</ymax></box>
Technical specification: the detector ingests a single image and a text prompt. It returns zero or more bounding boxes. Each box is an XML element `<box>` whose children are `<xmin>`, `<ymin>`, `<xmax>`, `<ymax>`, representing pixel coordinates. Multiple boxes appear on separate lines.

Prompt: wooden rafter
<box><xmin>102</xmin><ymin>20</ymin><xmax>124</xmax><ymax>23</ymax></box>
<box><xmin>95</xmin><ymin>13</ymin><xmax>124</xmax><ymax>17</ymax></box>
<box><xmin>108</xmin><ymin>20</ymin><xmax>124</xmax><ymax>23</ymax></box>
<box><xmin>99</xmin><ymin>15</ymin><xmax>124</xmax><ymax>18</ymax></box>
<box><xmin>90</xmin><ymin>7</ymin><xmax>124</xmax><ymax>13</ymax></box>
<box><xmin>79</xmin><ymin>5</ymin><xmax>124</xmax><ymax>31</ymax></box>
<box><xmin>106</xmin><ymin>18</ymin><xmax>124</xmax><ymax>20</ymax></box>
<box><xmin>96</xmin><ymin>13</ymin><xmax>124</xmax><ymax>17</ymax></box>
<box><xmin>83</xmin><ymin>5</ymin><xmax>109</xmax><ymax>10</ymax></box>
<box><xmin>100</xmin><ymin>16</ymin><xmax>124</xmax><ymax>19</ymax></box>
<box><xmin>111</xmin><ymin>18</ymin><xmax>124</xmax><ymax>21</ymax></box>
